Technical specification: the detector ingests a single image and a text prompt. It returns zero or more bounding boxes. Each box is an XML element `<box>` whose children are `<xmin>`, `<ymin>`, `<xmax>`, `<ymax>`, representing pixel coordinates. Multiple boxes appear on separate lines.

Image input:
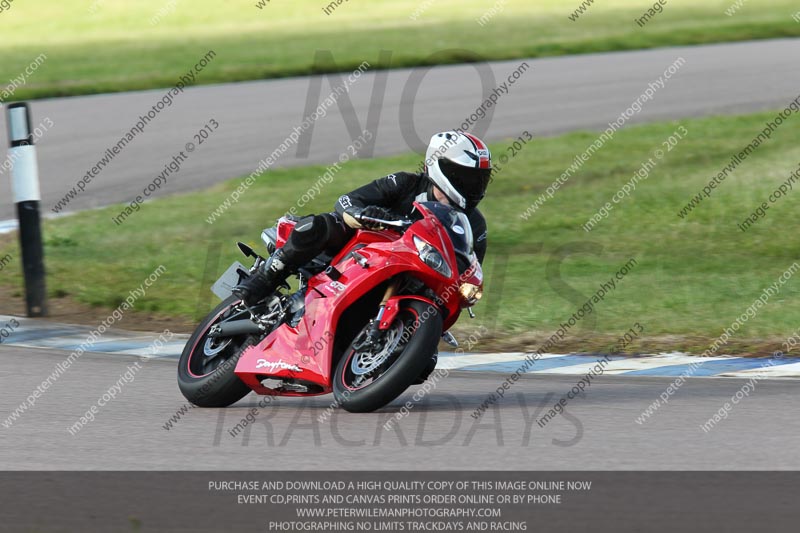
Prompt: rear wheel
<box><xmin>333</xmin><ymin>299</ymin><xmax>441</xmax><ymax>413</ymax></box>
<box><xmin>177</xmin><ymin>296</ymin><xmax>256</xmax><ymax>407</ymax></box>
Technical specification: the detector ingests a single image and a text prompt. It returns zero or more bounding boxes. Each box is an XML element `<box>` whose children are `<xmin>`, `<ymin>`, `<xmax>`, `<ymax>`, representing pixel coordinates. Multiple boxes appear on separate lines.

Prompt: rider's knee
<box><xmin>319</xmin><ymin>212</ymin><xmax>352</xmax><ymax>250</ymax></box>
<box><xmin>291</xmin><ymin>215</ymin><xmax>326</xmax><ymax>247</ymax></box>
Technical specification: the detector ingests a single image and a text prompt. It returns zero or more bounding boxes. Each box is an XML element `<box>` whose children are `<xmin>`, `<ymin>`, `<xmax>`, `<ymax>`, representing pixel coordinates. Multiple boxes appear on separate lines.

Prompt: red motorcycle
<box><xmin>177</xmin><ymin>201</ymin><xmax>483</xmax><ymax>412</ymax></box>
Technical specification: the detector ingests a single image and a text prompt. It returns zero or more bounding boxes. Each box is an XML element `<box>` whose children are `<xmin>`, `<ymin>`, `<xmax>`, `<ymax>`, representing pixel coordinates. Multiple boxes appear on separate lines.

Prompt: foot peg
<box><xmin>441</xmin><ymin>331</ymin><xmax>458</xmax><ymax>348</ymax></box>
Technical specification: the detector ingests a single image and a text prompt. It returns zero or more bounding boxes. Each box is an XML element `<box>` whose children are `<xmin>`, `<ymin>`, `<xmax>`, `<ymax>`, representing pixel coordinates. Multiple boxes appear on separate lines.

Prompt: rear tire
<box><xmin>333</xmin><ymin>300</ymin><xmax>441</xmax><ymax>413</ymax></box>
<box><xmin>177</xmin><ymin>296</ymin><xmax>255</xmax><ymax>408</ymax></box>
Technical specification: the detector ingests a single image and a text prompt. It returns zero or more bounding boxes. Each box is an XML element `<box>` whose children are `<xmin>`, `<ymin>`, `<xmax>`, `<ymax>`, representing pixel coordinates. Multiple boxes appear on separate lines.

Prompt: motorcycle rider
<box><xmin>233</xmin><ymin>131</ymin><xmax>492</xmax><ymax>306</ymax></box>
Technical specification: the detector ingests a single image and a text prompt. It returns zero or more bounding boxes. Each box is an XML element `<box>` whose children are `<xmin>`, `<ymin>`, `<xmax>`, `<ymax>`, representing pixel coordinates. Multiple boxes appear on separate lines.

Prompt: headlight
<box><xmin>459</xmin><ymin>283</ymin><xmax>483</xmax><ymax>305</ymax></box>
<box><xmin>413</xmin><ymin>235</ymin><xmax>452</xmax><ymax>278</ymax></box>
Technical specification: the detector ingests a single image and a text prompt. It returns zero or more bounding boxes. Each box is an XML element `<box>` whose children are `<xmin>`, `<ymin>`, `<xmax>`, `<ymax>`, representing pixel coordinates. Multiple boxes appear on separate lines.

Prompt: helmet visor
<box><xmin>438</xmin><ymin>158</ymin><xmax>492</xmax><ymax>210</ymax></box>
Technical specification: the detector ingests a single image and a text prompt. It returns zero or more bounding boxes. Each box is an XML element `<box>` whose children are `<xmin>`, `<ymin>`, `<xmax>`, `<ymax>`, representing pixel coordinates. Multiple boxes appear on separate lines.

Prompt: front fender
<box><xmin>378</xmin><ymin>295</ymin><xmax>438</xmax><ymax>330</ymax></box>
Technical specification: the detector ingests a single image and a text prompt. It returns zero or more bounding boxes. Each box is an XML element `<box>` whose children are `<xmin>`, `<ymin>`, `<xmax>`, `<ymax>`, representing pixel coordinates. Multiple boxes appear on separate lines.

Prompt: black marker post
<box><xmin>6</xmin><ymin>103</ymin><xmax>47</xmax><ymax>316</ymax></box>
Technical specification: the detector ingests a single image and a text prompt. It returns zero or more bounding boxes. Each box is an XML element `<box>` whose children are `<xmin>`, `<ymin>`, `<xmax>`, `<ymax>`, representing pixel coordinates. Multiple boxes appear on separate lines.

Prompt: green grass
<box><xmin>2</xmin><ymin>109</ymin><xmax>800</xmax><ymax>354</ymax></box>
<box><xmin>1</xmin><ymin>0</ymin><xmax>800</xmax><ymax>100</ymax></box>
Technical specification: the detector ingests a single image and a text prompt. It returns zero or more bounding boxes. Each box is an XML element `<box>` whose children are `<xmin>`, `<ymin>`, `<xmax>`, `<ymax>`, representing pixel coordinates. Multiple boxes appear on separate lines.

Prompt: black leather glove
<box><xmin>344</xmin><ymin>206</ymin><xmax>398</xmax><ymax>229</ymax></box>
<box><xmin>363</xmin><ymin>205</ymin><xmax>398</xmax><ymax>221</ymax></box>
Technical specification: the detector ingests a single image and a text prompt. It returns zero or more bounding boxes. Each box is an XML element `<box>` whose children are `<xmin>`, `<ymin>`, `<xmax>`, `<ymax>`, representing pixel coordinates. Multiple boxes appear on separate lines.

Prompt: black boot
<box><xmin>232</xmin><ymin>249</ymin><xmax>289</xmax><ymax>306</ymax></box>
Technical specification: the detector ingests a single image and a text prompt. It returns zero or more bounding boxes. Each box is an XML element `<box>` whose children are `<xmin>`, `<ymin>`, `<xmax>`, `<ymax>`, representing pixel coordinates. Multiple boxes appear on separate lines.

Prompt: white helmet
<box><xmin>424</xmin><ymin>131</ymin><xmax>492</xmax><ymax>210</ymax></box>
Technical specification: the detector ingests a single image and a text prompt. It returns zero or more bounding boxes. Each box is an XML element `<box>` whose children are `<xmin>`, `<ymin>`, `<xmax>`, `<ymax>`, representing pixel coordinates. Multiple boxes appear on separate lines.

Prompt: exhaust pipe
<box><xmin>208</xmin><ymin>319</ymin><xmax>263</xmax><ymax>338</ymax></box>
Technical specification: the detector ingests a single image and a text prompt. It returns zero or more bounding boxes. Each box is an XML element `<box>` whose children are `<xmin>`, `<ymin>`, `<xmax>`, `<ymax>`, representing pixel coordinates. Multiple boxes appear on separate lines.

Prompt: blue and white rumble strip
<box><xmin>1</xmin><ymin>315</ymin><xmax>798</xmax><ymax>379</ymax></box>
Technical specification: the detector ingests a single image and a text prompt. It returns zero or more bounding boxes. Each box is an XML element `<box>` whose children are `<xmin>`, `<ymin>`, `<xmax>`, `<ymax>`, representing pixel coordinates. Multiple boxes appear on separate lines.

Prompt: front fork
<box><xmin>356</xmin><ymin>282</ymin><xmax>398</xmax><ymax>350</ymax></box>
<box><xmin>373</xmin><ymin>283</ymin><xmax>397</xmax><ymax>331</ymax></box>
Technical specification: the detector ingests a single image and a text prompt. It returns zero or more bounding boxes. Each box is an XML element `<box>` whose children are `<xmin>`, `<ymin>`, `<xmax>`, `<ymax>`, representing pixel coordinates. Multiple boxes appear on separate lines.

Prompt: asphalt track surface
<box><xmin>2</xmin><ymin>346</ymin><xmax>799</xmax><ymax>470</ymax></box>
<box><xmin>1</xmin><ymin>38</ymin><xmax>800</xmax><ymax>221</ymax></box>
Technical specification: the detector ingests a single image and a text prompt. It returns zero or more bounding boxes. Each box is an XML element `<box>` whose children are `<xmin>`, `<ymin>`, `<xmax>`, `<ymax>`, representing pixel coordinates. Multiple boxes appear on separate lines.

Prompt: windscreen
<box><xmin>417</xmin><ymin>201</ymin><xmax>476</xmax><ymax>274</ymax></box>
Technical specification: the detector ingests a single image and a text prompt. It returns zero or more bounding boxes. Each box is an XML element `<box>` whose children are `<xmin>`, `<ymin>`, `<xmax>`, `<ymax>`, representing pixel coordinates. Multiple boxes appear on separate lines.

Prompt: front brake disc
<box><xmin>350</xmin><ymin>322</ymin><xmax>404</xmax><ymax>376</ymax></box>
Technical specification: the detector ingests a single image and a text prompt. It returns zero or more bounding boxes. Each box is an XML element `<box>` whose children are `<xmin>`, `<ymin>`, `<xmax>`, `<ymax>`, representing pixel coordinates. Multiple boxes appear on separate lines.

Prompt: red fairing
<box><xmin>235</xmin><ymin>202</ymin><xmax>469</xmax><ymax>395</ymax></box>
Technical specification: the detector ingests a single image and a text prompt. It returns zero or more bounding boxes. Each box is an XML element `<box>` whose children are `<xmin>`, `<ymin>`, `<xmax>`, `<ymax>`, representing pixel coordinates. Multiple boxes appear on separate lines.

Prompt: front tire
<box><xmin>177</xmin><ymin>296</ymin><xmax>255</xmax><ymax>407</ymax></box>
<box><xmin>333</xmin><ymin>299</ymin><xmax>442</xmax><ymax>413</ymax></box>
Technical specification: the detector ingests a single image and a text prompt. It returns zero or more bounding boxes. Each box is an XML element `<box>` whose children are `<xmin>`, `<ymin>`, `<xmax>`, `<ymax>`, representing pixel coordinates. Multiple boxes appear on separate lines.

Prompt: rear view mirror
<box><xmin>237</xmin><ymin>241</ymin><xmax>257</xmax><ymax>258</ymax></box>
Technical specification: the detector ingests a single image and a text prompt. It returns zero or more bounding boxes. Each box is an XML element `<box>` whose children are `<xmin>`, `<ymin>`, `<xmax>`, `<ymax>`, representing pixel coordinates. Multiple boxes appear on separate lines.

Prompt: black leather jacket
<box><xmin>335</xmin><ymin>172</ymin><xmax>488</xmax><ymax>263</ymax></box>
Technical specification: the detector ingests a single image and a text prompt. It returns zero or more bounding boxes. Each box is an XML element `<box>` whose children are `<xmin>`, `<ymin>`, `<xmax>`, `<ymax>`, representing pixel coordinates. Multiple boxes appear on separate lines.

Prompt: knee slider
<box><xmin>291</xmin><ymin>215</ymin><xmax>326</xmax><ymax>246</ymax></box>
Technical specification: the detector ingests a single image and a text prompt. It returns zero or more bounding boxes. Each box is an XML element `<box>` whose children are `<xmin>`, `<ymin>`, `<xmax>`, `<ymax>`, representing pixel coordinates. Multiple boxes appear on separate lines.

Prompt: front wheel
<box><xmin>333</xmin><ymin>299</ymin><xmax>442</xmax><ymax>413</ymax></box>
<box><xmin>177</xmin><ymin>296</ymin><xmax>256</xmax><ymax>407</ymax></box>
